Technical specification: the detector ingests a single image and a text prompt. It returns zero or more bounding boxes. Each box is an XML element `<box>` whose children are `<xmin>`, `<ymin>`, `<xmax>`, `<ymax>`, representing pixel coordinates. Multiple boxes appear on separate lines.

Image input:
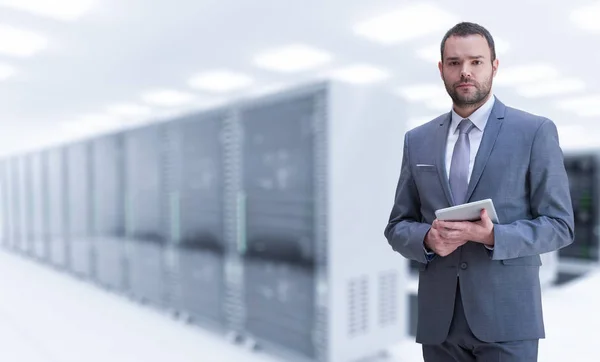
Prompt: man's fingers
<box><xmin>437</xmin><ymin>221</ymin><xmax>467</xmax><ymax>231</ymax></box>
<box><xmin>438</xmin><ymin>228</ymin><xmax>463</xmax><ymax>241</ymax></box>
<box><xmin>480</xmin><ymin>208</ymin><xmax>491</xmax><ymax>223</ymax></box>
<box><xmin>436</xmin><ymin>241</ymin><xmax>466</xmax><ymax>257</ymax></box>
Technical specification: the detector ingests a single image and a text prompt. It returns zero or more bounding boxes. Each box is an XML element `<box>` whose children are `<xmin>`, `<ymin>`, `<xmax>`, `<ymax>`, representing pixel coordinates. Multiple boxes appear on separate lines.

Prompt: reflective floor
<box><xmin>0</xmin><ymin>249</ymin><xmax>596</xmax><ymax>362</ymax></box>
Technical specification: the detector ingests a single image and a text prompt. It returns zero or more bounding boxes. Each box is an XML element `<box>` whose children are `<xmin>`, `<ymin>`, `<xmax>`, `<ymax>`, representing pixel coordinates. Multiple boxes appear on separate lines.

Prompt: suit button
<box><xmin>460</xmin><ymin>262</ymin><xmax>468</xmax><ymax>270</ymax></box>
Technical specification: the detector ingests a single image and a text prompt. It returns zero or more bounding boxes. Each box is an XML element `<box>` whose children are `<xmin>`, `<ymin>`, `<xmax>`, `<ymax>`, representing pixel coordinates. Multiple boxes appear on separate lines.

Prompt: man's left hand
<box><xmin>435</xmin><ymin>209</ymin><xmax>495</xmax><ymax>246</ymax></box>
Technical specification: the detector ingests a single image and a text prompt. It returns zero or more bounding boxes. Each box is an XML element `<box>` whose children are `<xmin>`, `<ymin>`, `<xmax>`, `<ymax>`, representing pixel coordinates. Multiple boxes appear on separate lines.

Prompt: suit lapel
<box><xmin>435</xmin><ymin>113</ymin><xmax>454</xmax><ymax>206</ymax></box>
<box><xmin>464</xmin><ymin>99</ymin><xmax>506</xmax><ymax>202</ymax></box>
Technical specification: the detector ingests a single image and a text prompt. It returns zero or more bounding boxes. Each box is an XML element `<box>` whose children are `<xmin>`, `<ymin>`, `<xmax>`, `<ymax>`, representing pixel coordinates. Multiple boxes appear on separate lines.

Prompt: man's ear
<box><xmin>492</xmin><ymin>58</ymin><xmax>499</xmax><ymax>77</ymax></box>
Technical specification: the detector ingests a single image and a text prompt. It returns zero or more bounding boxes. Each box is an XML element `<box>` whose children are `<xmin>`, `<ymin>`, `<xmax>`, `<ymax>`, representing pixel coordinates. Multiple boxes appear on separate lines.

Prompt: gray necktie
<box><xmin>449</xmin><ymin>119</ymin><xmax>475</xmax><ymax>204</ymax></box>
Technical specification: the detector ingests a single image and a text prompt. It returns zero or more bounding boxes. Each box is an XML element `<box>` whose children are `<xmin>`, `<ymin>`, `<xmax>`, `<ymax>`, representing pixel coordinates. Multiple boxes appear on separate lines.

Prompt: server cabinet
<box><xmin>164</xmin><ymin>112</ymin><xmax>227</xmax><ymax>327</ymax></box>
<box><xmin>47</xmin><ymin>148</ymin><xmax>69</xmax><ymax>268</ymax></box>
<box><xmin>235</xmin><ymin>82</ymin><xmax>409</xmax><ymax>362</ymax></box>
<box><xmin>560</xmin><ymin>153</ymin><xmax>600</xmax><ymax>264</ymax></box>
<box><xmin>240</xmin><ymin>94</ymin><xmax>319</xmax><ymax>359</ymax></box>
<box><xmin>30</xmin><ymin>152</ymin><xmax>49</xmax><ymax>261</ymax></box>
<box><xmin>92</xmin><ymin>133</ymin><xmax>127</xmax><ymax>291</ymax></box>
<box><xmin>21</xmin><ymin>154</ymin><xmax>35</xmax><ymax>255</ymax></box>
<box><xmin>13</xmin><ymin>155</ymin><xmax>35</xmax><ymax>254</ymax></box>
<box><xmin>124</xmin><ymin>125</ymin><xmax>167</xmax><ymax>306</ymax></box>
<box><xmin>67</xmin><ymin>141</ymin><xmax>94</xmax><ymax>278</ymax></box>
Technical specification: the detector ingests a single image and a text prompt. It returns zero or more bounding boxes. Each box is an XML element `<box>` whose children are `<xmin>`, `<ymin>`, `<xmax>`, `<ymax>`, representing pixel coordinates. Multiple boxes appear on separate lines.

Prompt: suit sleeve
<box><xmin>384</xmin><ymin>132</ymin><xmax>432</xmax><ymax>263</ymax></box>
<box><xmin>490</xmin><ymin>119</ymin><xmax>575</xmax><ymax>260</ymax></box>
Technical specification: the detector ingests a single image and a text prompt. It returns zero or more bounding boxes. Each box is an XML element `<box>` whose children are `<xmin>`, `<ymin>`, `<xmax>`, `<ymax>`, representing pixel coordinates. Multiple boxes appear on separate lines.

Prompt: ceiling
<box><xmin>0</xmin><ymin>0</ymin><xmax>599</xmax><ymax>156</ymax></box>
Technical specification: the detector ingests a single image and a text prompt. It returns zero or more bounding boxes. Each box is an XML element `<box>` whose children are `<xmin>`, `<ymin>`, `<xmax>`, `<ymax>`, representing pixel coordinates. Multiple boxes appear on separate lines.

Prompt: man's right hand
<box><xmin>424</xmin><ymin>219</ymin><xmax>468</xmax><ymax>257</ymax></box>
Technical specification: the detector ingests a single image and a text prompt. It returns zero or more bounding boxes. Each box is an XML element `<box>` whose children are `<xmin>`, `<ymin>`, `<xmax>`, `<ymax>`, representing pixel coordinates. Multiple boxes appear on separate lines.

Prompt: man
<box><xmin>384</xmin><ymin>22</ymin><xmax>574</xmax><ymax>361</ymax></box>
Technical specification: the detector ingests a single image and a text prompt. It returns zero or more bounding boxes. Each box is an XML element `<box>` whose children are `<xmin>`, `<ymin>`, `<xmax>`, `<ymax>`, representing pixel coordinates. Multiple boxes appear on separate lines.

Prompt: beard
<box><xmin>443</xmin><ymin>73</ymin><xmax>492</xmax><ymax>108</ymax></box>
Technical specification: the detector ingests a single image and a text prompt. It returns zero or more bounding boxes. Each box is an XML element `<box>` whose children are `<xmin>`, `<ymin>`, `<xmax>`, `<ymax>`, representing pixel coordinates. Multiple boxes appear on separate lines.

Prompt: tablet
<box><xmin>434</xmin><ymin>198</ymin><xmax>499</xmax><ymax>223</ymax></box>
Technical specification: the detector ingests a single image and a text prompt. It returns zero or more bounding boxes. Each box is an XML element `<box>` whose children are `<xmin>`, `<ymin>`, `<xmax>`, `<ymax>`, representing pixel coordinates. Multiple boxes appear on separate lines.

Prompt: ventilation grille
<box><xmin>348</xmin><ymin>276</ymin><xmax>369</xmax><ymax>337</ymax></box>
<box><xmin>378</xmin><ymin>270</ymin><xmax>398</xmax><ymax>327</ymax></box>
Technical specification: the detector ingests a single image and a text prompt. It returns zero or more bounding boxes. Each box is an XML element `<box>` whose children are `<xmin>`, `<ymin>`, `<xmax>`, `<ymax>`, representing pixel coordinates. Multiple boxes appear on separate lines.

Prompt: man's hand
<box><xmin>436</xmin><ymin>209</ymin><xmax>495</xmax><ymax>246</ymax></box>
<box><xmin>424</xmin><ymin>221</ymin><xmax>468</xmax><ymax>257</ymax></box>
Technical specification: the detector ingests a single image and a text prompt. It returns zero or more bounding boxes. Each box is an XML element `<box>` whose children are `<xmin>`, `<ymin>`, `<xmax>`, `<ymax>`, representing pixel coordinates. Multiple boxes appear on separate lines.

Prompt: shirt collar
<box><xmin>450</xmin><ymin>94</ymin><xmax>495</xmax><ymax>134</ymax></box>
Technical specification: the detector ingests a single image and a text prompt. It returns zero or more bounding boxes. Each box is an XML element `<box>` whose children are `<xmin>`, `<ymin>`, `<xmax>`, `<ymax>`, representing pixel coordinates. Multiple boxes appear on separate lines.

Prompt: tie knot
<box><xmin>458</xmin><ymin>118</ymin><xmax>475</xmax><ymax>134</ymax></box>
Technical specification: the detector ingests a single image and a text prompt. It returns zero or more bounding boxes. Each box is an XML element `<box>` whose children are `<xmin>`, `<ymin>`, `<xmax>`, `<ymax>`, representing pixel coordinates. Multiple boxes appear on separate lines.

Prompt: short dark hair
<box><xmin>440</xmin><ymin>22</ymin><xmax>496</xmax><ymax>61</ymax></box>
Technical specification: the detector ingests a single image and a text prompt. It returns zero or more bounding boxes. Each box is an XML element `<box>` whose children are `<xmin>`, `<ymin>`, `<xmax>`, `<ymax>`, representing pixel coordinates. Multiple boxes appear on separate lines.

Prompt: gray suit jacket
<box><xmin>384</xmin><ymin>98</ymin><xmax>574</xmax><ymax>344</ymax></box>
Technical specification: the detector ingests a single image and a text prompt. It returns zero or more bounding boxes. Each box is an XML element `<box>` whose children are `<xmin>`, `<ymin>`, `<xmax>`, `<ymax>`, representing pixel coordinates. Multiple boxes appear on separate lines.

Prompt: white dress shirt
<box><xmin>445</xmin><ymin>94</ymin><xmax>496</xmax><ymax>182</ymax></box>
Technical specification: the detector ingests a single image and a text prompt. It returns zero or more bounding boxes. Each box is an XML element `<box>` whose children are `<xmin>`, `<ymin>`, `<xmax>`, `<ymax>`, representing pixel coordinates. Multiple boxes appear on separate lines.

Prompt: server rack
<box><xmin>21</xmin><ymin>154</ymin><xmax>35</xmax><ymax>255</ymax></box>
<box><xmin>123</xmin><ymin>124</ymin><xmax>168</xmax><ymax>306</ymax></box>
<box><xmin>163</xmin><ymin>111</ymin><xmax>227</xmax><ymax>329</ymax></box>
<box><xmin>559</xmin><ymin>152</ymin><xmax>600</xmax><ymax>273</ymax></box>
<box><xmin>30</xmin><ymin>151</ymin><xmax>49</xmax><ymax>261</ymax></box>
<box><xmin>92</xmin><ymin>133</ymin><xmax>127</xmax><ymax>291</ymax></box>
<box><xmin>239</xmin><ymin>93</ymin><xmax>321</xmax><ymax>359</ymax></box>
<box><xmin>47</xmin><ymin>147</ymin><xmax>70</xmax><ymax>268</ymax></box>
<box><xmin>67</xmin><ymin>141</ymin><xmax>95</xmax><ymax>279</ymax></box>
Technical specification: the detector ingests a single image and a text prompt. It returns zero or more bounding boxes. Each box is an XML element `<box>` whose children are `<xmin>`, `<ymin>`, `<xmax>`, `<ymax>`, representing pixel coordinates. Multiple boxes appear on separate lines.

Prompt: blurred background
<box><xmin>0</xmin><ymin>0</ymin><xmax>599</xmax><ymax>361</ymax></box>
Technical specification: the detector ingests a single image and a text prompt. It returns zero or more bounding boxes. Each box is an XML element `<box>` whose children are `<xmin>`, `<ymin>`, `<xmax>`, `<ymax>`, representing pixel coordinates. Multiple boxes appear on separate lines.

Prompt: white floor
<box><xmin>0</xmin><ymin>249</ymin><xmax>596</xmax><ymax>362</ymax></box>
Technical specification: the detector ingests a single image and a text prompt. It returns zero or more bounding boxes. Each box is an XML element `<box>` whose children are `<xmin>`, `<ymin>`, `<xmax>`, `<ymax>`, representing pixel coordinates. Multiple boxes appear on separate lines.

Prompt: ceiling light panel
<box><xmin>326</xmin><ymin>64</ymin><xmax>390</xmax><ymax>84</ymax></box>
<box><xmin>253</xmin><ymin>44</ymin><xmax>333</xmax><ymax>72</ymax></box>
<box><xmin>415</xmin><ymin>45</ymin><xmax>443</xmax><ymax>64</ymax></box>
<box><xmin>0</xmin><ymin>0</ymin><xmax>95</xmax><ymax>21</ymax></box>
<box><xmin>354</xmin><ymin>3</ymin><xmax>457</xmax><ymax>45</ymax></box>
<box><xmin>556</xmin><ymin>94</ymin><xmax>600</xmax><ymax>109</ymax></box>
<box><xmin>493</xmin><ymin>64</ymin><xmax>559</xmax><ymax>86</ymax></box>
<box><xmin>570</xmin><ymin>1</ymin><xmax>600</xmax><ymax>32</ymax></box>
<box><xmin>0</xmin><ymin>24</ymin><xmax>47</xmax><ymax>57</ymax></box>
<box><xmin>576</xmin><ymin>108</ymin><xmax>600</xmax><ymax>117</ymax></box>
<box><xmin>188</xmin><ymin>70</ymin><xmax>253</xmax><ymax>93</ymax></box>
<box><xmin>61</xmin><ymin>114</ymin><xmax>122</xmax><ymax>137</ymax></box>
<box><xmin>78</xmin><ymin>114</ymin><xmax>120</xmax><ymax>127</ymax></box>
<box><xmin>247</xmin><ymin>82</ymin><xmax>290</xmax><ymax>97</ymax></box>
<box><xmin>516</xmin><ymin>78</ymin><xmax>586</xmax><ymax>98</ymax></box>
<box><xmin>141</xmin><ymin>89</ymin><xmax>195</xmax><ymax>107</ymax></box>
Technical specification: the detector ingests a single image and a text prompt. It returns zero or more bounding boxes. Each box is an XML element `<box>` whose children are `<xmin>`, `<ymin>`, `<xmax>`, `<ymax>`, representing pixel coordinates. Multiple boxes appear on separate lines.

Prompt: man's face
<box><xmin>438</xmin><ymin>34</ymin><xmax>498</xmax><ymax>107</ymax></box>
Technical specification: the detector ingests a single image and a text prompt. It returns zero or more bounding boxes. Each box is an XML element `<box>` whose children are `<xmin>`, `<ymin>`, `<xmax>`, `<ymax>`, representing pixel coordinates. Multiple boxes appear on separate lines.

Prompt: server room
<box><xmin>0</xmin><ymin>1</ymin><xmax>597</xmax><ymax>361</ymax></box>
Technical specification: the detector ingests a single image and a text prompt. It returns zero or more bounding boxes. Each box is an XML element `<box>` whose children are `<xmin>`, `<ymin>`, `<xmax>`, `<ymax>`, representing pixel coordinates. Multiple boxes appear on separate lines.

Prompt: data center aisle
<box><xmin>0</xmin><ymin>249</ymin><xmax>423</xmax><ymax>362</ymax></box>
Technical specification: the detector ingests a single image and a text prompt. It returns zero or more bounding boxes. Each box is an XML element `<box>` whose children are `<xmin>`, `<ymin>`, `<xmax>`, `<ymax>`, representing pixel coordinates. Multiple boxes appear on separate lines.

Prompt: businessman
<box><xmin>384</xmin><ymin>22</ymin><xmax>574</xmax><ymax>361</ymax></box>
